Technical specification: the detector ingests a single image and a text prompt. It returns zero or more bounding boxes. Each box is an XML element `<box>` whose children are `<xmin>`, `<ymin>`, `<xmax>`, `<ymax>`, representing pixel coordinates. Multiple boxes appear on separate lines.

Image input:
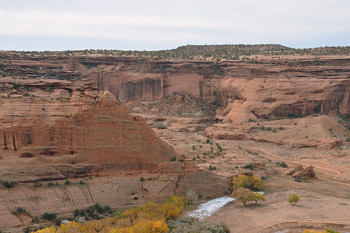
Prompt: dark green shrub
<box><xmin>155</xmin><ymin>124</ymin><xmax>167</xmax><ymax>129</ymax></box>
<box><xmin>55</xmin><ymin>218</ymin><xmax>62</xmax><ymax>226</ymax></box>
<box><xmin>92</xmin><ymin>213</ymin><xmax>100</xmax><ymax>220</ymax></box>
<box><xmin>275</xmin><ymin>161</ymin><xmax>288</xmax><ymax>168</ymax></box>
<box><xmin>12</xmin><ymin>82</ymin><xmax>19</xmax><ymax>89</ymax></box>
<box><xmin>244</xmin><ymin>164</ymin><xmax>255</xmax><ymax>170</ymax></box>
<box><xmin>42</xmin><ymin>212</ymin><xmax>57</xmax><ymax>220</ymax></box>
<box><xmin>103</xmin><ymin>205</ymin><xmax>112</xmax><ymax>214</ymax></box>
<box><xmin>32</xmin><ymin>216</ymin><xmax>39</xmax><ymax>223</ymax></box>
<box><xmin>3</xmin><ymin>181</ymin><xmax>15</xmax><ymax>188</ymax></box>
<box><xmin>34</xmin><ymin>181</ymin><xmax>42</xmax><ymax>187</ymax></box>
<box><xmin>74</xmin><ymin>209</ymin><xmax>80</xmax><ymax>217</ymax></box>
<box><xmin>11</xmin><ymin>207</ymin><xmax>27</xmax><ymax>215</ymax></box>
<box><xmin>140</xmin><ymin>177</ymin><xmax>145</xmax><ymax>182</ymax></box>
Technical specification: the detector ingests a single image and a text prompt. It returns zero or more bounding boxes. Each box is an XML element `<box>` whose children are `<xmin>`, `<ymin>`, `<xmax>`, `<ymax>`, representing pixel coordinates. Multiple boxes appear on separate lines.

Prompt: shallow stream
<box><xmin>187</xmin><ymin>196</ymin><xmax>235</xmax><ymax>220</ymax></box>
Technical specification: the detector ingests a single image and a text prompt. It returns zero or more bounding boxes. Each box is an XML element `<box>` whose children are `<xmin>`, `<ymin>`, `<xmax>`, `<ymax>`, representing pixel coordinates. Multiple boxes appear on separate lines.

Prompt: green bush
<box><xmin>74</xmin><ymin>209</ymin><xmax>85</xmax><ymax>217</ymax></box>
<box><xmin>288</xmin><ymin>193</ymin><xmax>300</xmax><ymax>205</ymax></box>
<box><xmin>2</xmin><ymin>180</ymin><xmax>15</xmax><ymax>188</ymax></box>
<box><xmin>32</xmin><ymin>216</ymin><xmax>39</xmax><ymax>223</ymax></box>
<box><xmin>34</xmin><ymin>180</ymin><xmax>42</xmax><ymax>187</ymax></box>
<box><xmin>155</xmin><ymin>124</ymin><xmax>167</xmax><ymax>129</ymax></box>
<box><xmin>55</xmin><ymin>218</ymin><xmax>62</xmax><ymax>226</ymax></box>
<box><xmin>76</xmin><ymin>203</ymin><xmax>112</xmax><ymax>220</ymax></box>
<box><xmin>11</xmin><ymin>207</ymin><xmax>27</xmax><ymax>215</ymax></box>
<box><xmin>12</xmin><ymin>82</ymin><xmax>19</xmax><ymax>89</ymax></box>
<box><xmin>42</xmin><ymin>212</ymin><xmax>57</xmax><ymax>220</ymax></box>
<box><xmin>275</xmin><ymin>161</ymin><xmax>288</xmax><ymax>168</ymax></box>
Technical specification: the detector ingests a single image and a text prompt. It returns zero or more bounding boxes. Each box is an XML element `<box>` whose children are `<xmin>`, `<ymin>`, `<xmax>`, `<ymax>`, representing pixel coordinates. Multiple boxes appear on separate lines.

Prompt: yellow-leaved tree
<box><xmin>232</xmin><ymin>174</ymin><xmax>263</xmax><ymax>191</ymax></box>
<box><xmin>32</xmin><ymin>195</ymin><xmax>186</xmax><ymax>233</ymax></box>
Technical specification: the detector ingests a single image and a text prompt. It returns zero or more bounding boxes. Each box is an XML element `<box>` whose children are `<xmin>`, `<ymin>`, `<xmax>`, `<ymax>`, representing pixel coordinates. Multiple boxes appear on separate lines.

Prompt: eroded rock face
<box><xmin>218</xmin><ymin>77</ymin><xmax>350</xmax><ymax>122</ymax></box>
<box><xmin>2</xmin><ymin>53</ymin><xmax>350</xmax><ymax>122</ymax></box>
<box><xmin>0</xmin><ymin>80</ymin><xmax>177</xmax><ymax>180</ymax></box>
<box><xmin>0</xmin><ymin>68</ymin><xmax>228</xmax><ymax>232</ymax></box>
<box><xmin>89</xmin><ymin>57</ymin><xmax>350</xmax><ymax>122</ymax></box>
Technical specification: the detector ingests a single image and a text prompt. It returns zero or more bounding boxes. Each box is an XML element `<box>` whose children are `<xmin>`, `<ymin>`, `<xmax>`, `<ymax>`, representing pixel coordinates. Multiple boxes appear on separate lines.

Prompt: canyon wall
<box><xmin>4</xmin><ymin>54</ymin><xmax>349</xmax><ymax>122</ymax></box>
<box><xmin>88</xmin><ymin>57</ymin><xmax>350</xmax><ymax>121</ymax></box>
<box><xmin>0</xmin><ymin>60</ymin><xmax>228</xmax><ymax>232</ymax></box>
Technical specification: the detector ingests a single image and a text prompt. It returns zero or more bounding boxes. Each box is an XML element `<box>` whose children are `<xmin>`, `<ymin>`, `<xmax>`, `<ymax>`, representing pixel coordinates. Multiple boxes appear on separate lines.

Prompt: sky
<box><xmin>0</xmin><ymin>0</ymin><xmax>349</xmax><ymax>51</ymax></box>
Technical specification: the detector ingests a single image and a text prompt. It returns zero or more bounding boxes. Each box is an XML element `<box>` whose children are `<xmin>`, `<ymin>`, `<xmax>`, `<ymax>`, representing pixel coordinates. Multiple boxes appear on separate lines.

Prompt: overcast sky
<box><xmin>0</xmin><ymin>0</ymin><xmax>349</xmax><ymax>51</ymax></box>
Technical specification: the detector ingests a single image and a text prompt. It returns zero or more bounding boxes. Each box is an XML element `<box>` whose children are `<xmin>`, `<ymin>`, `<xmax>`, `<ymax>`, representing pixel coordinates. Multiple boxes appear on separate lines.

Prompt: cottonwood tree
<box><xmin>288</xmin><ymin>193</ymin><xmax>300</xmax><ymax>205</ymax></box>
<box><xmin>253</xmin><ymin>193</ymin><xmax>266</xmax><ymax>204</ymax></box>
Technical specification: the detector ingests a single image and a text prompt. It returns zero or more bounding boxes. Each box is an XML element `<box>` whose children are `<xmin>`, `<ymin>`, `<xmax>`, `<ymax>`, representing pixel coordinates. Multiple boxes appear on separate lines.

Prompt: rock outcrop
<box><xmin>286</xmin><ymin>165</ymin><xmax>316</xmax><ymax>179</ymax></box>
<box><xmin>2</xmin><ymin>53</ymin><xmax>350</xmax><ymax>122</ymax></box>
<box><xmin>0</xmin><ymin>67</ymin><xmax>228</xmax><ymax>232</ymax></box>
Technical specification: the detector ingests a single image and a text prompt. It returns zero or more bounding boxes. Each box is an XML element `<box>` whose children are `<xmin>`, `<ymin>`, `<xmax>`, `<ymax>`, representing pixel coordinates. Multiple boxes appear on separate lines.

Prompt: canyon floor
<box><xmin>140</xmin><ymin>110</ymin><xmax>350</xmax><ymax>233</ymax></box>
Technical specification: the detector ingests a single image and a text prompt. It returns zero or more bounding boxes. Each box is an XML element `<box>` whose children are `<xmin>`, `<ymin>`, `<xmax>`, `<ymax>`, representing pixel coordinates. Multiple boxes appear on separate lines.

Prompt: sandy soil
<box><xmin>142</xmin><ymin>113</ymin><xmax>350</xmax><ymax>232</ymax></box>
<box><xmin>209</xmin><ymin>188</ymin><xmax>350</xmax><ymax>233</ymax></box>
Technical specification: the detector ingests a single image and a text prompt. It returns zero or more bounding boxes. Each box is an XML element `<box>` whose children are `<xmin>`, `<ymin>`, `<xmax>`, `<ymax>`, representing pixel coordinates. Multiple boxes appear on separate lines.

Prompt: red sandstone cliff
<box><xmin>3</xmin><ymin>53</ymin><xmax>350</xmax><ymax>122</ymax></box>
<box><xmin>0</xmin><ymin>57</ymin><xmax>229</xmax><ymax>232</ymax></box>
